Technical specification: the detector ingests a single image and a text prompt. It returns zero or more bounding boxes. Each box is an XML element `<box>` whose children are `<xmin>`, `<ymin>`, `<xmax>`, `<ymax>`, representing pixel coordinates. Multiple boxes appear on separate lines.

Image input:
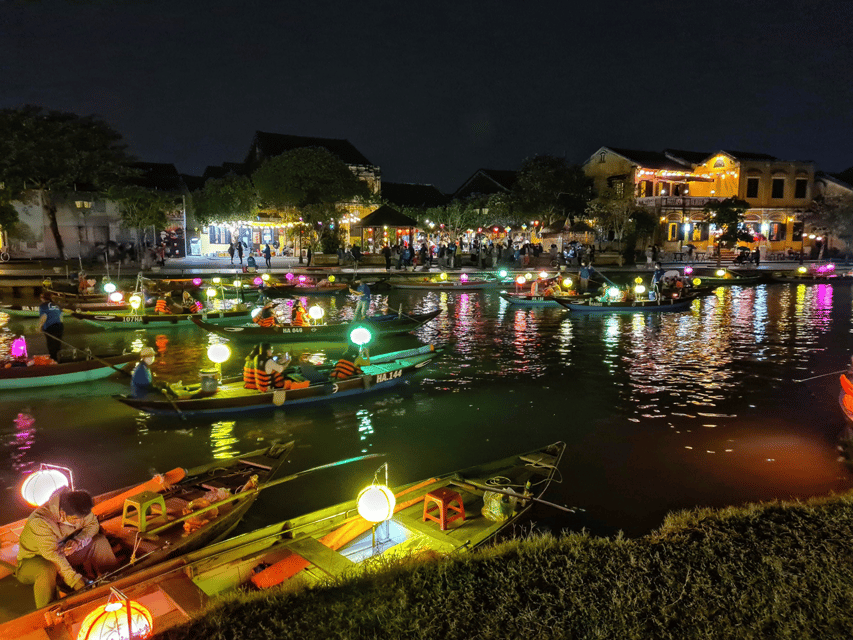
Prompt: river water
<box><xmin>1</xmin><ymin>281</ymin><xmax>851</xmax><ymax>538</ymax></box>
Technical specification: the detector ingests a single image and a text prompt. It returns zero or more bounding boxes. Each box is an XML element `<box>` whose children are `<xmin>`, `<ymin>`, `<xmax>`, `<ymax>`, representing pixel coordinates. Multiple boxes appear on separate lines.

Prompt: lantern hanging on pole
<box><xmin>77</xmin><ymin>587</ymin><xmax>154</xmax><ymax>640</ymax></box>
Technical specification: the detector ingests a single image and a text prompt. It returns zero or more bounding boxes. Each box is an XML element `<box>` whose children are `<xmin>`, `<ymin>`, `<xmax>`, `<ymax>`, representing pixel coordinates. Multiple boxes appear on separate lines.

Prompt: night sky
<box><xmin>2</xmin><ymin>0</ymin><xmax>852</xmax><ymax>192</ymax></box>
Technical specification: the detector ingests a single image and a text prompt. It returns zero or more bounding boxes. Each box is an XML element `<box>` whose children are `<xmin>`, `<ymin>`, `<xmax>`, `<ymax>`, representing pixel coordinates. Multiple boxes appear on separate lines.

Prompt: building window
<box><xmin>791</xmin><ymin>221</ymin><xmax>803</xmax><ymax>242</ymax></box>
<box><xmin>746</xmin><ymin>177</ymin><xmax>759</xmax><ymax>198</ymax></box>
<box><xmin>768</xmin><ymin>222</ymin><xmax>786</xmax><ymax>242</ymax></box>
<box><xmin>614</xmin><ymin>181</ymin><xmax>624</xmax><ymax>198</ymax></box>
<box><xmin>771</xmin><ymin>178</ymin><xmax>785</xmax><ymax>199</ymax></box>
<box><xmin>75</xmin><ymin>201</ymin><xmax>92</xmax><ymax>209</ymax></box>
<box><xmin>667</xmin><ymin>222</ymin><xmax>681</xmax><ymax>241</ymax></box>
<box><xmin>794</xmin><ymin>178</ymin><xmax>808</xmax><ymax>199</ymax></box>
<box><xmin>599</xmin><ymin>151</ymin><xmax>606</xmax><ymax>163</ymax></box>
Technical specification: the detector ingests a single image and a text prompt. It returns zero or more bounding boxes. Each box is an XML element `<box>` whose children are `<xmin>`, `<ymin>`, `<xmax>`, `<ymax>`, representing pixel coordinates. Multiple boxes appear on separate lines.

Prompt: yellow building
<box><xmin>584</xmin><ymin>147</ymin><xmax>816</xmax><ymax>259</ymax></box>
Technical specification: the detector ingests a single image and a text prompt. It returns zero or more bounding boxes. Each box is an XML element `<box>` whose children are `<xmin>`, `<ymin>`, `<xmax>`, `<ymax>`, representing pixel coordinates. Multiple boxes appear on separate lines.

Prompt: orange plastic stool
<box><xmin>422</xmin><ymin>487</ymin><xmax>465</xmax><ymax>530</ymax></box>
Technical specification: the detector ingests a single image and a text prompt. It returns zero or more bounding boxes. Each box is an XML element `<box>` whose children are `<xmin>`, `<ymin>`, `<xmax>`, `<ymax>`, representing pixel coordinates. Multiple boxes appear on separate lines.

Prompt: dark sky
<box><xmin>2</xmin><ymin>0</ymin><xmax>852</xmax><ymax>192</ymax></box>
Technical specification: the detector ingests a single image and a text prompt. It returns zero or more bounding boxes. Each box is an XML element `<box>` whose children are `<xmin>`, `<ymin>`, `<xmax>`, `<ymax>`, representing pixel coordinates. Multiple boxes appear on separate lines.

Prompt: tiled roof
<box><xmin>605</xmin><ymin>147</ymin><xmax>690</xmax><ymax>171</ymax></box>
<box><xmin>718</xmin><ymin>150</ymin><xmax>778</xmax><ymax>161</ymax></box>
<box><xmin>128</xmin><ymin>162</ymin><xmax>183</xmax><ymax>191</ymax></box>
<box><xmin>664</xmin><ymin>149</ymin><xmax>713</xmax><ymax>165</ymax></box>
<box><xmin>452</xmin><ymin>168</ymin><xmax>517</xmax><ymax>199</ymax></box>
<box><xmin>381</xmin><ymin>182</ymin><xmax>448</xmax><ymax>208</ymax></box>
<box><xmin>248</xmin><ymin>131</ymin><xmax>374</xmax><ymax>167</ymax></box>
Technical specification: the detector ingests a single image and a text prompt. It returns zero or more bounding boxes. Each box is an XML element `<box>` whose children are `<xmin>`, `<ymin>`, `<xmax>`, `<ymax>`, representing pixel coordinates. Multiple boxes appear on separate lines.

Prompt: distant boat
<box><xmin>0</xmin><ymin>352</ymin><xmax>137</xmax><ymax>390</ymax></box>
<box><xmin>555</xmin><ymin>294</ymin><xmax>696</xmax><ymax>313</ymax></box>
<box><xmin>499</xmin><ymin>292</ymin><xmax>591</xmax><ymax>307</ymax></box>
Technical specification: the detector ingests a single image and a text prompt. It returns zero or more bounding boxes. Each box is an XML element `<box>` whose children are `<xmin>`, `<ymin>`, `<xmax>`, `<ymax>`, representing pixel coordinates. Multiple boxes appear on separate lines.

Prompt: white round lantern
<box><xmin>21</xmin><ymin>468</ymin><xmax>70</xmax><ymax>507</ymax></box>
<box><xmin>357</xmin><ymin>485</ymin><xmax>396</xmax><ymax>523</ymax></box>
<box><xmin>207</xmin><ymin>343</ymin><xmax>230</xmax><ymax>364</ymax></box>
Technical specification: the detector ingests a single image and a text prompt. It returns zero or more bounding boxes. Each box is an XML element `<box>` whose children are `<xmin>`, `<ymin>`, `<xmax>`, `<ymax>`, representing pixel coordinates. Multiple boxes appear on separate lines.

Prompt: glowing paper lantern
<box><xmin>516</xmin><ymin>276</ymin><xmax>526</xmax><ymax>285</ymax></box>
<box><xmin>192</xmin><ymin>278</ymin><xmax>202</xmax><ymax>286</ymax></box>
<box><xmin>129</xmin><ymin>295</ymin><xmax>142</xmax><ymax>310</ymax></box>
<box><xmin>607</xmin><ymin>287</ymin><xmax>620</xmax><ymax>299</ymax></box>
<box><xmin>357</xmin><ymin>485</ymin><xmax>396</xmax><ymax>523</ymax></box>
<box><xmin>250</xmin><ymin>307</ymin><xmax>262</xmax><ymax>319</ymax></box>
<box><xmin>635</xmin><ymin>285</ymin><xmax>646</xmax><ymax>294</ymax></box>
<box><xmin>11</xmin><ymin>336</ymin><xmax>27</xmax><ymax>358</ymax></box>
<box><xmin>692</xmin><ymin>278</ymin><xmax>701</xmax><ymax>286</ymax></box>
<box><xmin>634</xmin><ymin>277</ymin><xmax>643</xmax><ymax>284</ymax></box>
<box><xmin>109</xmin><ymin>292</ymin><xmax>124</xmax><ymax>303</ymax></box>
<box><xmin>77</xmin><ymin>596</ymin><xmax>153</xmax><ymax>640</ymax></box>
<box><xmin>524</xmin><ymin>273</ymin><xmax>532</xmax><ymax>281</ymax></box>
<box><xmin>499</xmin><ymin>269</ymin><xmax>508</xmax><ymax>278</ymax></box>
<box><xmin>207</xmin><ymin>344</ymin><xmax>230</xmax><ymax>364</ymax></box>
<box><xmin>539</xmin><ymin>271</ymin><xmax>548</xmax><ymax>279</ymax></box>
<box><xmin>206</xmin><ymin>288</ymin><xmax>217</xmax><ymax>298</ymax></box>
<box><xmin>797</xmin><ymin>266</ymin><xmax>807</xmax><ymax>274</ymax></box>
<box><xmin>439</xmin><ymin>272</ymin><xmax>448</xmax><ymax>281</ymax></box>
<box><xmin>212</xmin><ymin>277</ymin><xmax>221</xmax><ymax>284</ymax></box>
<box><xmin>298</xmin><ymin>275</ymin><xmax>307</xmax><ymax>284</ymax></box>
<box><xmin>350</xmin><ymin>326</ymin><xmax>373</xmax><ymax>346</ymax></box>
<box><xmin>253</xmin><ymin>277</ymin><xmax>263</xmax><ymax>286</ymax></box>
<box><xmin>21</xmin><ymin>468</ymin><xmax>70</xmax><ymax>507</ymax></box>
<box><xmin>716</xmin><ymin>269</ymin><xmax>725</xmax><ymax>277</ymax></box>
<box><xmin>328</xmin><ymin>275</ymin><xmax>336</xmax><ymax>283</ymax></box>
<box><xmin>103</xmin><ymin>282</ymin><xmax>117</xmax><ymax>294</ymax></box>
<box><xmin>308</xmin><ymin>305</ymin><xmax>325</xmax><ymax>320</ymax></box>
<box><xmin>684</xmin><ymin>266</ymin><xmax>694</xmax><ymax>275</ymax></box>
<box><xmin>261</xmin><ymin>273</ymin><xmax>270</xmax><ymax>281</ymax></box>
<box><xmin>460</xmin><ymin>273</ymin><xmax>469</xmax><ymax>283</ymax></box>
<box><xmin>562</xmin><ymin>278</ymin><xmax>572</xmax><ymax>288</ymax></box>
<box><xmin>232</xmin><ymin>280</ymin><xmax>242</xmax><ymax>288</ymax></box>
<box><xmin>285</xmin><ymin>273</ymin><xmax>295</xmax><ymax>281</ymax></box>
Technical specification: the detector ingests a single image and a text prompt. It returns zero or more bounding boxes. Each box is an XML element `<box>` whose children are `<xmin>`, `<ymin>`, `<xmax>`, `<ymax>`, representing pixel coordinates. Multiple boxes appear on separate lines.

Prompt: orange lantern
<box><xmin>77</xmin><ymin>588</ymin><xmax>153</xmax><ymax>640</ymax></box>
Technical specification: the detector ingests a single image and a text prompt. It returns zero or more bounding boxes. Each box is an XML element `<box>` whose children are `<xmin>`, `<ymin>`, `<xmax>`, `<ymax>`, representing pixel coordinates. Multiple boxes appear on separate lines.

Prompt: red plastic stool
<box><xmin>422</xmin><ymin>487</ymin><xmax>465</xmax><ymax>530</ymax></box>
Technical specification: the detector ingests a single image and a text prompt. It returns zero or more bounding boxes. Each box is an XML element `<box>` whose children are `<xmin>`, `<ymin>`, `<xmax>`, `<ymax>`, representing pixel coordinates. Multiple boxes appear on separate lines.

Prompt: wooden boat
<box><xmin>0</xmin><ymin>442</ymin><xmax>294</xmax><ymax>631</ymax></box>
<box><xmin>555</xmin><ymin>293</ymin><xmax>696</xmax><ymax>313</ymax></box>
<box><xmin>770</xmin><ymin>269</ymin><xmax>853</xmax><ymax>284</ymax></box>
<box><xmin>499</xmin><ymin>292</ymin><xmax>591</xmax><ymax>307</ymax></box>
<box><xmin>68</xmin><ymin>307</ymin><xmax>251</xmax><ymax>330</ymax></box>
<box><xmin>389</xmin><ymin>277</ymin><xmax>506</xmax><ymax>291</ymax></box>
<box><xmin>687</xmin><ymin>269</ymin><xmax>764</xmax><ymax>286</ymax></box>
<box><xmin>0</xmin><ymin>303</ymin><xmax>157</xmax><ymax>318</ymax></box>
<box><xmin>190</xmin><ymin>308</ymin><xmax>442</xmax><ymax>342</ymax></box>
<box><xmin>114</xmin><ymin>344</ymin><xmax>442</xmax><ymax>416</ymax></box>
<box><xmin>0</xmin><ymin>352</ymin><xmax>137</xmax><ymax>390</ymax></box>
<box><xmin>0</xmin><ymin>441</ymin><xmax>565</xmax><ymax>639</ymax></box>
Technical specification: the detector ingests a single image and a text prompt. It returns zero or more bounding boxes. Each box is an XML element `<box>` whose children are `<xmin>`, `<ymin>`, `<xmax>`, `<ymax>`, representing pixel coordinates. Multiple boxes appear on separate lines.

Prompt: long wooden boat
<box><xmin>115</xmin><ymin>344</ymin><xmax>442</xmax><ymax>416</ymax></box>
<box><xmin>499</xmin><ymin>292</ymin><xmax>591</xmax><ymax>307</ymax></box>
<box><xmin>190</xmin><ymin>308</ymin><xmax>442</xmax><ymax>342</ymax></box>
<box><xmin>555</xmin><ymin>294</ymin><xmax>696</xmax><ymax>313</ymax></box>
<box><xmin>687</xmin><ymin>270</ymin><xmax>764</xmax><ymax>286</ymax></box>
<box><xmin>69</xmin><ymin>307</ymin><xmax>251</xmax><ymax>329</ymax></box>
<box><xmin>276</xmin><ymin>283</ymin><xmax>350</xmax><ymax>296</ymax></box>
<box><xmin>0</xmin><ymin>442</ymin><xmax>294</xmax><ymax>631</ymax></box>
<box><xmin>0</xmin><ymin>303</ymin><xmax>156</xmax><ymax>318</ymax></box>
<box><xmin>0</xmin><ymin>441</ymin><xmax>566</xmax><ymax>639</ymax></box>
<box><xmin>0</xmin><ymin>352</ymin><xmax>137</xmax><ymax>390</ymax></box>
<box><xmin>770</xmin><ymin>270</ymin><xmax>853</xmax><ymax>284</ymax></box>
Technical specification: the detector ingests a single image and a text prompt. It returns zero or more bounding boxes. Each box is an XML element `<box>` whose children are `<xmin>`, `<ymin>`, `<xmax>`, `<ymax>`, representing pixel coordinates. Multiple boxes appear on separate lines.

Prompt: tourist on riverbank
<box><xmin>263</xmin><ymin>244</ymin><xmax>272</xmax><ymax>269</ymax></box>
<box><xmin>236</xmin><ymin>242</ymin><xmax>244</xmax><ymax>265</ymax></box>
<box><xmin>228</xmin><ymin>243</ymin><xmax>235</xmax><ymax>265</ymax></box>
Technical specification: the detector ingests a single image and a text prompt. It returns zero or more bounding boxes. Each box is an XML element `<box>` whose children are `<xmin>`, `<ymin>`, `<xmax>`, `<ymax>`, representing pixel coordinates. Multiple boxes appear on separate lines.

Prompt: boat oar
<box><xmin>449</xmin><ymin>477</ymin><xmax>582</xmax><ymax>514</ymax></box>
<box><xmin>142</xmin><ymin>452</ymin><xmax>386</xmax><ymax>538</ymax></box>
<box><xmin>794</xmin><ymin>369</ymin><xmax>849</xmax><ymax>383</ymax></box>
<box><xmin>40</xmin><ymin>334</ymin><xmax>133</xmax><ymax>378</ymax></box>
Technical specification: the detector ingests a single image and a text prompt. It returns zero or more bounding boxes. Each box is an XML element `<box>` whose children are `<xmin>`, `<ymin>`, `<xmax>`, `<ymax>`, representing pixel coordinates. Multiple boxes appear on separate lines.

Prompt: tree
<box><xmin>417</xmin><ymin>200</ymin><xmax>483</xmax><ymax>245</ymax></box>
<box><xmin>703</xmin><ymin>197</ymin><xmax>751</xmax><ymax>267</ymax></box>
<box><xmin>253</xmin><ymin>147</ymin><xmax>370</xmax><ymax>262</ymax></box>
<box><xmin>106</xmin><ymin>184</ymin><xmax>177</xmax><ymax>259</ymax></box>
<box><xmin>512</xmin><ymin>155</ymin><xmax>591</xmax><ymax>227</ymax></box>
<box><xmin>804</xmin><ymin>193</ymin><xmax>853</xmax><ymax>258</ymax></box>
<box><xmin>585</xmin><ymin>184</ymin><xmax>649</xmax><ymax>262</ymax></box>
<box><xmin>0</xmin><ymin>106</ymin><xmax>132</xmax><ymax>259</ymax></box>
<box><xmin>190</xmin><ymin>174</ymin><xmax>257</xmax><ymax>227</ymax></box>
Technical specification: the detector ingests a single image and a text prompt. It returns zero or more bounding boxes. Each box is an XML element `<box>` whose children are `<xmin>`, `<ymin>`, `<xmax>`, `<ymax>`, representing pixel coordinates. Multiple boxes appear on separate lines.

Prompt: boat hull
<box><xmin>70</xmin><ymin>309</ymin><xmax>250</xmax><ymax>329</ymax></box>
<box><xmin>556</xmin><ymin>296</ymin><xmax>695</xmax><ymax>313</ymax></box>
<box><xmin>499</xmin><ymin>292</ymin><xmax>589</xmax><ymax>307</ymax></box>
<box><xmin>0</xmin><ymin>353</ymin><xmax>136</xmax><ymax>390</ymax></box>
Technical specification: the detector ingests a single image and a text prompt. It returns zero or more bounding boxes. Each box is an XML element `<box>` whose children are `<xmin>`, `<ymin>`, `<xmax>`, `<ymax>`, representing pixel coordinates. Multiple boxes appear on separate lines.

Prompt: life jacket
<box><xmin>193</xmin><ymin>300</ymin><xmax>203</xmax><ymax>313</ymax></box>
<box><xmin>243</xmin><ymin>356</ymin><xmax>257</xmax><ymax>390</ymax></box>
<box><xmin>292</xmin><ymin>308</ymin><xmax>308</xmax><ymax>326</ymax></box>
<box><xmin>255</xmin><ymin>357</ymin><xmax>285</xmax><ymax>392</ymax></box>
<box><xmin>330</xmin><ymin>359</ymin><xmax>362</xmax><ymax>380</ymax></box>
<box><xmin>155</xmin><ymin>298</ymin><xmax>170</xmax><ymax>314</ymax></box>
<box><xmin>254</xmin><ymin>315</ymin><xmax>276</xmax><ymax>328</ymax></box>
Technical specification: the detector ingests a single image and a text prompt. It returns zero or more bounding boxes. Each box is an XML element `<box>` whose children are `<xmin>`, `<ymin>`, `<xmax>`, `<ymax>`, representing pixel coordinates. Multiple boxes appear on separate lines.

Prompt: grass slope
<box><xmin>156</xmin><ymin>494</ymin><xmax>853</xmax><ymax>640</ymax></box>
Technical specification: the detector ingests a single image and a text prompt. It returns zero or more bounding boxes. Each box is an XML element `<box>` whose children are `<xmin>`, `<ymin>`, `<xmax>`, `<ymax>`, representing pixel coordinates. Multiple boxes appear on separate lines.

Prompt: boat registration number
<box><xmin>277</xmin><ymin>327</ymin><xmax>305</xmax><ymax>333</ymax></box>
<box><xmin>375</xmin><ymin>369</ymin><xmax>403</xmax><ymax>383</ymax></box>
<box><xmin>123</xmin><ymin>316</ymin><xmax>143</xmax><ymax>322</ymax></box>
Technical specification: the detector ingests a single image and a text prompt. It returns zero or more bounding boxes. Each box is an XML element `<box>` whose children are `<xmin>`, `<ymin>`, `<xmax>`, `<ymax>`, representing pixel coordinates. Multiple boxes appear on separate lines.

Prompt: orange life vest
<box><xmin>243</xmin><ymin>357</ymin><xmax>257</xmax><ymax>390</ymax></box>
<box><xmin>292</xmin><ymin>308</ymin><xmax>308</xmax><ymax>326</ymax></box>
<box><xmin>330</xmin><ymin>359</ymin><xmax>362</xmax><ymax>380</ymax></box>
<box><xmin>255</xmin><ymin>357</ymin><xmax>285</xmax><ymax>392</ymax></box>
<box><xmin>254</xmin><ymin>315</ymin><xmax>276</xmax><ymax>328</ymax></box>
<box><xmin>155</xmin><ymin>299</ymin><xmax>171</xmax><ymax>314</ymax></box>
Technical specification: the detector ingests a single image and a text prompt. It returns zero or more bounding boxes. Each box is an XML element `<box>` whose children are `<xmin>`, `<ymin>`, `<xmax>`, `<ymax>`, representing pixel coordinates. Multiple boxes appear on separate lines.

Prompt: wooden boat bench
<box><xmin>287</xmin><ymin>535</ymin><xmax>355</xmax><ymax>578</ymax></box>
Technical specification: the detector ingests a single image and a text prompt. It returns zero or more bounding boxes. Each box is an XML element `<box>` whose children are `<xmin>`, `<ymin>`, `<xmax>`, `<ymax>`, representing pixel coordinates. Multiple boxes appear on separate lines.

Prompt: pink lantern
<box><xmin>285</xmin><ymin>273</ymin><xmax>294</xmax><ymax>281</ymax></box>
<box><xmin>460</xmin><ymin>274</ymin><xmax>469</xmax><ymax>283</ymax></box>
<box><xmin>683</xmin><ymin>266</ymin><xmax>693</xmax><ymax>275</ymax></box>
<box><xmin>192</xmin><ymin>277</ymin><xmax>202</xmax><ymax>286</ymax></box>
<box><xmin>298</xmin><ymin>275</ymin><xmax>307</xmax><ymax>283</ymax></box>
<box><xmin>253</xmin><ymin>277</ymin><xmax>263</xmax><ymax>286</ymax></box>
<box><xmin>11</xmin><ymin>336</ymin><xmax>27</xmax><ymax>358</ymax></box>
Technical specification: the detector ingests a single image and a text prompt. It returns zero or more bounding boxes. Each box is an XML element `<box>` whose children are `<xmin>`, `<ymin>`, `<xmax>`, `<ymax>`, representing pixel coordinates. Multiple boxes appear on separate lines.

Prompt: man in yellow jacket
<box><xmin>16</xmin><ymin>489</ymin><xmax>118</xmax><ymax>608</ymax></box>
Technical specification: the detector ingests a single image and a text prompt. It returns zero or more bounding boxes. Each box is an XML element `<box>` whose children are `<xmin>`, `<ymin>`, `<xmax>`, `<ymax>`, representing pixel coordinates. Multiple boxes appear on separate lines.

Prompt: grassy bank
<box><xmin>157</xmin><ymin>493</ymin><xmax>853</xmax><ymax>640</ymax></box>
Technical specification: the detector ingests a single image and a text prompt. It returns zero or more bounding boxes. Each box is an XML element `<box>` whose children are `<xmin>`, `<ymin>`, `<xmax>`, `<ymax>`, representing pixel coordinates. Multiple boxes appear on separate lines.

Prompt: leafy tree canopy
<box><xmin>106</xmin><ymin>183</ymin><xmax>175</xmax><ymax>232</ymax></box>
<box><xmin>191</xmin><ymin>174</ymin><xmax>257</xmax><ymax>227</ymax></box>
<box><xmin>703</xmin><ymin>197</ymin><xmax>751</xmax><ymax>247</ymax></box>
<box><xmin>415</xmin><ymin>200</ymin><xmax>484</xmax><ymax>242</ymax></box>
<box><xmin>512</xmin><ymin>155</ymin><xmax>591</xmax><ymax>226</ymax></box>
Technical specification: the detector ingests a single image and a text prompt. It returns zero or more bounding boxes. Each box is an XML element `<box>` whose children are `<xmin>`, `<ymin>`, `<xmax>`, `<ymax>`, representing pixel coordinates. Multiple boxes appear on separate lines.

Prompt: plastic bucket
<box><xmin>199</xmin><ymin>369</ymin><xmax>218</xmax><ymax>393</ymax></box>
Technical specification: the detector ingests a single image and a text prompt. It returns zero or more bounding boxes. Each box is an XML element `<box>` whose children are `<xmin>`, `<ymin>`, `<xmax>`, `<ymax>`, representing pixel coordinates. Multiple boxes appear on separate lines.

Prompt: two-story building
<box><xmin>584</xmin><ymin>146</ymin><xmax>817</xmax><ymax>259</ymax></box>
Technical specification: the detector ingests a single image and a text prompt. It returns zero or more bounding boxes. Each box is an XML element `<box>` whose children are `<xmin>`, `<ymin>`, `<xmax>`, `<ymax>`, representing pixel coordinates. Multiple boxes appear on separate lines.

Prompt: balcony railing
<box><xmin>636</xmin><ymin>196</ymin><xmax>724</xmax><ymax>209</ymax></box>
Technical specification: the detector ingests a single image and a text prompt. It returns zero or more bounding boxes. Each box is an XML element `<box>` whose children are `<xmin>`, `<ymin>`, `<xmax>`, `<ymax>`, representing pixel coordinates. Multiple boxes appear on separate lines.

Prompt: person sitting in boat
<box><xmin>131</xmin><ymin>346</ymin><xmax>159</xmax><ymax>398</ymax></box>
<box><xmin>255</xmin><ymin>343</ymin><xmax>290</xmax><ymax>392</ymax></box>
<box><xmin>253</xmin><ymin>301</ymin><xmax>279</xmax><ymax>328</ymax></box>
<box><xmin>291</xmin><ymin>300</ymin><xmax>309</xmax><ymax>326</ymax></box>
<box><xmin>295</xmin><ymin>351</ymin><xmax>327</xmax><ymax>384</ymax></box>
<box><xmin>181</xmin><ymin>291</ymin><xmax>201</xmax><ymax>314</ymax></box>
<box><xmin>16</xmin><ymin>488</ymin><xmax>119</xmax><ymax>609</ymax></box>
<box><xmin>330</xmin><ymin>347</ymin><xmax>368</xmax><ymax>380</ymax></box>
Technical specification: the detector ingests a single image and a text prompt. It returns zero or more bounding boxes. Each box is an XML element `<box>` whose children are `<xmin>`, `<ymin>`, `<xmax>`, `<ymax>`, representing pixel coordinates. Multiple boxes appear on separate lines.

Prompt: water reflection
<box><xmin>210</xmin><ymin>421</ymin><xmax>239</xmax><ymax>459</ymax></box>
<box><xmin>356</xmin><ymin>409</ymin><xmax>374</xmax><ymax>454</ymax></box>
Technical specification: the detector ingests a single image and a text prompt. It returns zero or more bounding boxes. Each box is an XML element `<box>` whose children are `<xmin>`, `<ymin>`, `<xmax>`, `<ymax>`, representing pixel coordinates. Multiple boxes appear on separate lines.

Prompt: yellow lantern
<box><xmin>562</xmin><ymin>278</ymin><xmax>572</xmax><ymax>288</ymax></box>
<box><xmin>439</xmin><ymin>272</ymin><xmax>448</xmax><ymax>281</ymax></box>
<box><xmin>232</xmin><ymin>280</ymin><xmax>242</xmax><ymax>288</ymax></box>
<box><xmin>128</xmin><ymin>295</ymin><xmax>142</xmax><ymax>310</ymax></box>
<box><xmin>357</xmin><ymin>485</ymin><xmax>396</xmax><ymax>523</ymax></box>
<box><xmin>634</xmin><ymin>277</ymin><xmax>643</xmax><ymax>284</ymax></box>
<box><xmin>797</xmin><ymin>266</ymin><xmax>807</xmax><ymax>274</ymax></box>
<box><xmin>328</xmin><ymin>275</ymin><xmax>336</xmax><ymax>283</ymax></box>
<box><xmin>525</xmin><ymin>273</ymin><xmax>533</xmax><ymax>281</ymax></box>
<box><xmin>21</xmin><ymin>466</ymin><xmax>71</xmax><ymax>507</ymax></box>
<box><xmin>212</xmin><ymin>277</ymin><xmax>221</xmax><ymax>284</ymax></box>
<box><xmin>692</xmin><ymin>277</ymin><xmax>702</xmax><ymax>286</ymax></box>
<box><xmin>77</xmin><ymin>589</ymin><xmax>153</xmax><ymax>640</ymax></box>
<box><xmin>261</xmin><ymin>273</ymin><xmax>270</xmax><ymax>281</ymax></box>
<box><xmin>207</xmin><ymin>343</ymin><xmax>230</xmax><ymax>364</ymax></box>
<box><xmin>308</xmin><ymin>305</ymin><xmax>325</xmax><ymax>320</ymax></box>
<box><xmin>206</xmin><ymin>288</ymin><xmax>217</xmax><ymax>298</ymax></box>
